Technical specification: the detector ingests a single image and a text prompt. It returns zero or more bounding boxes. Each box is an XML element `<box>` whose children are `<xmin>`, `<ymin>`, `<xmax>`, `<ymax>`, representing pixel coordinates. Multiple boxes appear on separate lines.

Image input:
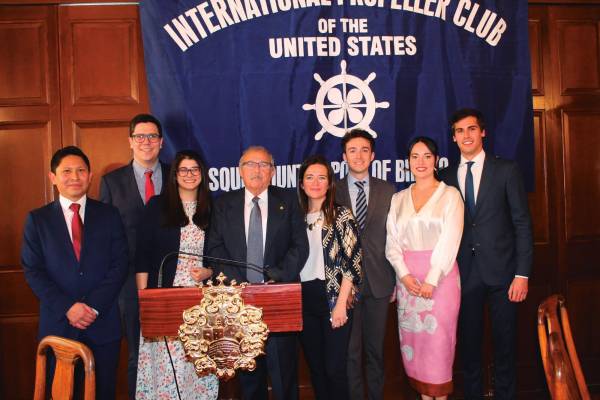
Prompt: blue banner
<box><xmin>140</xmin><ymin>0</ymin><xmax>534</xmax><ymax>191</ymax></box>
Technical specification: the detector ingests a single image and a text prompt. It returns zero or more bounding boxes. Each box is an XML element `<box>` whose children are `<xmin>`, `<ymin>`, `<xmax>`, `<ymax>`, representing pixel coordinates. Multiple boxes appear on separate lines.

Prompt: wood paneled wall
<box><xmin>0</xmin><ymin>2</ymin><xmax>598</xmax><ymax>399</ymax></box>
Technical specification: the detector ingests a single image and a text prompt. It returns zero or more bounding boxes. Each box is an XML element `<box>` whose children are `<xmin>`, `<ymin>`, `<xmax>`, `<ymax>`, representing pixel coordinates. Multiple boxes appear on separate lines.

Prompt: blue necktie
<box><xmin>246</xmin><ymin>197</ymin><xmax>264</xmax><ymax>283</ymax></box>
<box><xmin>465</xmin><ymin>161</ymin><xmax>476</xmax><ymax>216</ymax></box>
<box><xmin>355</xmin><ymin>181</ymin><xmax>367</xmax><ymax>231</ymax></box>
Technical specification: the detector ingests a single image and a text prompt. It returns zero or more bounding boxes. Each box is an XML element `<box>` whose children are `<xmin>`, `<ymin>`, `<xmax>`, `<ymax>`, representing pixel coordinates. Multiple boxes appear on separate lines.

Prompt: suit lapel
<box><xmin>159</xmin><ymin>161</ymin><xmax>170</xmax><ymax>195</ymax></box>
<box><xmin>474</xmin><ymin>156</ymin><xmax>496</xmax><ymax>217</ymax></box>
<box><xmin>79</xmin><ymin>199</ymin><xmax>99</xmax><ymax>265</ymax></box>
<box><xmin>364</xmin><ymin>178</ymin><xmax>378</xmax><ymax>228</ymax></box>
<box><xmin>51</xmin><ymin>201</ymin><xmax>79</xmax><ymax>264</ymax></box>
<box><xmin>125</xmin><ymin>162</ymin><xmax>145</xmax><ymax>208</ymax></box>
<box><xmin>229</xmin><ymin>190</ymin><xmax>247</xmax><ymax>260</ymax></box>
<box><xmin>265</xmin><ymin>187</ymin><xmax>286</xmax><ymax>258</ymax></box>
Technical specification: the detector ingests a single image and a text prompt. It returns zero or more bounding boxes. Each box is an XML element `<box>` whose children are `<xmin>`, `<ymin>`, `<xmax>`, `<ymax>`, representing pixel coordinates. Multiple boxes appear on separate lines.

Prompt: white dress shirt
<box><xmin>244</xmin><ymin>188</ymin><xmax>268</xmax><ymax>253</ymax></box>
<box><xmin>385</xmin><ymin>182</ymin><xmax>464</xmax><ymax>286</ymax></box>
<box><xmin>58</xmin><ymin>195</ymin><xmax>86</xmax><ymax>242</ymax></box>
<box><xmin>457</xmin><ymin>149</ymin><xmax>485</xmax><ymax>203</ymax></box>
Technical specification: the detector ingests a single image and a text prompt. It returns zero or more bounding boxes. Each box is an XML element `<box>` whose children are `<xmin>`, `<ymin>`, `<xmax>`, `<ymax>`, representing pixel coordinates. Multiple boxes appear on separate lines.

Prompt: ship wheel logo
<box><xmin>303</xmin><ymin>60</ymin><xmax>390</xmax><ymax>140</ymax></box>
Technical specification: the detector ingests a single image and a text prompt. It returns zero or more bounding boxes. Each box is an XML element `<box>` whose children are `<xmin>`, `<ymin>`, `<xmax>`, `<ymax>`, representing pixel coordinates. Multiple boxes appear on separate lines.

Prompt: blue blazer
<box><xmin>21</xmin><ymin>198</ymin><xmax>128</xmax><ymax>345</ymax></box>
<box><xmin>205</xmin><ymin>186</ymin><xmax>309</xmax><ymax>283</ymax></box>
<box><xmin>99</xmin><ymin>161</ymin><xmax>170</xmax><ymax>270</ymax></box>
<box><xmin>439</xmin><ymin>155</ymin><xmax>533</xmax><ymax>286</ymax></box>
<box><xmin>135</xmin><ymin>195</ymin><xmax>182</xmax><ymax>289</ymax></box>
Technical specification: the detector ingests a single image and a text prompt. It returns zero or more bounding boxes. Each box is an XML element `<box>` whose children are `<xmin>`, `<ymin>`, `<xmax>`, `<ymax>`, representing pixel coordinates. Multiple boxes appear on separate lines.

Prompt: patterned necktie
<box><xmin>246</xmin><ymin>197</ymin><xmax>264</xmax><ymax>283</ymax></box>
<box><xmin>465</xmin><ymin>161</ymin><xmax>476</xmax><ymax>216</ymax></box>
<box><xmin>355</xmin><ymin>181</ymin><xmax>367</xmax><ymax>231</ymax></box>
<box><xmin>69</xmin><ymin>203</ymin><xmax>83</xmax><ymax>261</ymax></box>
<box><xmin>144</xmin><ymin>170</ymin><xmax>155</xmax><ymax>204</ymax></box>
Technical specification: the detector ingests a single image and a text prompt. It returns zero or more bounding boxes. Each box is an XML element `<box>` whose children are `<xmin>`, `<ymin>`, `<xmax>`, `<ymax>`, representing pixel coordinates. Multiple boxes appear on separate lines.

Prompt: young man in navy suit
<box><xmin>22</xmin><ymin>146</ymin><xmax>128</xmax><ymax>399</ymax></box>
<box><xmin>205</xmin><ymin>146</ymin><xmax>309</xmax><ymax>400</ymax></box>
<box><xmin>439</xmin><ymin>108</ymin><xmax>533</xmax><ymax>400</ymax></box>
<box><xmin>99</xmin><ymin>113</ymin><xmax>170</xmax><ymax>398</ymax></box>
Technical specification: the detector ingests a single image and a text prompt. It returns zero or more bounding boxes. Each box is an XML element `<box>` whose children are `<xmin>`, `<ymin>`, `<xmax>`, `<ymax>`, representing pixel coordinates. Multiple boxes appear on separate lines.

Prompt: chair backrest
<box><xmin>537</xmin><ymin>294</ymin><xmax>590</xmax><ymax>400</ymax></box>
<box><xmin>33</xmin><ymin>335</ymin><xmax>96</xmax><ymax>400</ymax></box>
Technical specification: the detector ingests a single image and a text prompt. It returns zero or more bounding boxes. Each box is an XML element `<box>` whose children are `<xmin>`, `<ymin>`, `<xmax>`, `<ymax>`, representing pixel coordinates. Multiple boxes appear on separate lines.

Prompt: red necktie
<box><xmin>69</xmin><ymin>203</ymin><xmax>83</xmax><ymax>261</ymax></box>
<box><xmin>144</xmin><ymin>170</ymin><xmax>155</xmax><ymax>204</ymax></box>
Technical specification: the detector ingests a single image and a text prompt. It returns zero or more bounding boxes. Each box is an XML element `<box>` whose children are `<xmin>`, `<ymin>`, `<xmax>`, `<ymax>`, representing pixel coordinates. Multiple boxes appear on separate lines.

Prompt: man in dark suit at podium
<box><xmin>335</xmin><ymin>129</ymin><xmax>395</xmax><ymax>400</ymax></box>
<box><xmin>440</xmin><ymin>108</ymin><xmax>533</xmax><ymax>400</ymax></box>
<box><xmin>22</xmin><ymin>146</ymin><xmax>128</xmax><ymax>399</ymax></box>
<box><xmin>205</xmin><ymin>145</ymin><xmax>309</xmax><ymax>400</ymax></box>
<box><xmin>99</xmin><ymin>113</ymin><xmax>170</xmax><ymax>398</ymax></box>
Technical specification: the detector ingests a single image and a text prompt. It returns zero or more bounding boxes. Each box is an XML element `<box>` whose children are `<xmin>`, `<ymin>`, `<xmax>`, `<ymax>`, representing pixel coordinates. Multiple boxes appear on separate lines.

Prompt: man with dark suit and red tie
<box><xmin>205</xmin><ymin>146</ymin><xmax>309</xmax><ymax>400</ymax></box>
<box><xmin>22</xmin><ymin>146</ymin><xmax>128</xmax><ymax>399</ymax></box>
<box><xmin>99</xmin><ymin>113</ymin><xmax>169</xmax><ymax>398</ymax></box>
<box><xmin>439</xmin><ymin>108</ymin><xmax>533</xmax><ymax>400</ymax></box>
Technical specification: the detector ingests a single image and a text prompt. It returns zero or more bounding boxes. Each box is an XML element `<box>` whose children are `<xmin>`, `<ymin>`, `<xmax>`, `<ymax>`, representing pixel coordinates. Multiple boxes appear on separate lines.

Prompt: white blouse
<box><xmin>385</xmin><ymin>182</ymin><xmax>464</xmax><ymax>286</ymax></box>
<box><xmin>300</xmin><ymin>211</ymin><xmax>326</xmax><ymax>282</ymax></box>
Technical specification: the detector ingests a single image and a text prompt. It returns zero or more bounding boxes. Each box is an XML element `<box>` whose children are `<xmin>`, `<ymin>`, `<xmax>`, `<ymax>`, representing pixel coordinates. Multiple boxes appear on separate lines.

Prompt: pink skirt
<box><xmin>396</xmin><ymin>250</ymin><xmax>460</xmax><ymax>396</ymax></box>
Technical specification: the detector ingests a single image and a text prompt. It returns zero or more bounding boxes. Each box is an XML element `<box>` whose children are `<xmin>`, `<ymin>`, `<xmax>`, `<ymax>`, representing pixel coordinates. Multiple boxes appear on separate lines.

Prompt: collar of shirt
<box><xmin>132</xmin><ymin>159</ymin><xmax>160</xmax><ymax>178</ymax></box>
<box><xmin>244</xmin><ymin>188</ymin><xmax>268</xmax><ymax>207</ymax></box>
<box><xmin>459</xmin><ymin>149</ymin><xmax>486</xmax><ymax>169</ymax></box>
<box><xmin>347</xmin><ymin>173</ymin><xmax>370</xmax><ymax>190</ymax></box>
<box><xmin>59</xmin><ymin>194</ymin><xmax>87</xmax><ymax>222</ymax></box>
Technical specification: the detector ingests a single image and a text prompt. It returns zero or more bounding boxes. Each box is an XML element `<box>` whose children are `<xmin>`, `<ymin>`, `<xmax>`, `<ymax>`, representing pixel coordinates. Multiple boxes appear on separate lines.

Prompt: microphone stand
<box><xmin>156</xmin><ymin>250</ymin><xmax>268</xmax><ymax>288</ymax></box>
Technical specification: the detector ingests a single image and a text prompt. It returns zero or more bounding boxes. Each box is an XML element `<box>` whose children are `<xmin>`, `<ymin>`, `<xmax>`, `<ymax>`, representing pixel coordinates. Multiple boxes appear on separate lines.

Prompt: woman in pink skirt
<box><xmin>386</xmin><ymin>136</ymin><xmax>464</xmax><ymax>399</ymax></box>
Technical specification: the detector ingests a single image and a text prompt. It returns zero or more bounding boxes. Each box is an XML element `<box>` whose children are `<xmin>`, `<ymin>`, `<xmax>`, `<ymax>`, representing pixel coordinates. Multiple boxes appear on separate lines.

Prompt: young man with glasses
<box><xmin>99</xmin><ymin>113</ymin><xmax>170</xmax><ymax>399</ymax></box>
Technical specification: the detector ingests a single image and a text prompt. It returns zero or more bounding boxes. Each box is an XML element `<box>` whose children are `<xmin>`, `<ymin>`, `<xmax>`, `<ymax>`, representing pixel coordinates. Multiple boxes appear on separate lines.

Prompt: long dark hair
<box><xmin>161</xmin><ymin>150</ymin><xmax>211</xmax><ymax>229</ymax></box>
<box><xmin>407</xmin><ymin>136</ymin><xmax>441</xmax><ymax>181</ymax></box>
<box><xmin>297</xmin><ymin>154</ymin><xmax>336</xmax><ymax>226</ymax></box>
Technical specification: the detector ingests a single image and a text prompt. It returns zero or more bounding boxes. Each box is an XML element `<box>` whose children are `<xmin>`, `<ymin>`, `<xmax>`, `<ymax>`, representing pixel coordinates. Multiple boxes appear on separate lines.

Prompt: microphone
<box><xmin>156</xmin><ymin>250</ymin><xmax>268</xmax><ymax>288</ymax></box>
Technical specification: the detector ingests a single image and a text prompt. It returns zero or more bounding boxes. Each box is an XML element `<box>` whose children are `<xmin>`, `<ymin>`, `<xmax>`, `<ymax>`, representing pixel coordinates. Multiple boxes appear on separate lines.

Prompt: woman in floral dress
<box><xmin>386</xmin><ymin>137</ymin><xmax>464</xmax><ymax>400</ymax></box>
<box><xmin>135</xmin><ymin>150</ymin><xmax>218</xmax><ymax>399</ymax></box>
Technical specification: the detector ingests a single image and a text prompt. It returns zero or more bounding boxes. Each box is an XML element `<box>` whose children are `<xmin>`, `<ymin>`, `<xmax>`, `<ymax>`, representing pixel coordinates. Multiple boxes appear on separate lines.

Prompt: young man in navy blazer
<box><xmin>22</xmin><ymin>146</ymin><xmax>128</xmax><ymax>399</ymax></box>
<box><xmin>439</xmin><ymin>108</ymin><xmax>533</xmax><ymax>400</ymax></box>
<box><xmin>99</xmin><ymin>114</ymin><xmax>169</xmax><ymax>398</ymax></box>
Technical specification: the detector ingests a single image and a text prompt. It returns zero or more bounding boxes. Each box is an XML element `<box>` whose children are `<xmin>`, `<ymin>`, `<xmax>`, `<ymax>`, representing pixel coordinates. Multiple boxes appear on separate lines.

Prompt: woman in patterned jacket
<box><xmin>297</xmin><ymin>154</ymin><xmax>362</xmax><ymax>400</ymax></box>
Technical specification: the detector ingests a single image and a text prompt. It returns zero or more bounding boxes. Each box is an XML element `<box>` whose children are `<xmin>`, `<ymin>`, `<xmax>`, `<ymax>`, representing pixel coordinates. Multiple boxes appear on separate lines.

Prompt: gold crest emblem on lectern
<box><xmin>178</xmin><ymin>273</ymin><xmax>269</xmax><ymax>380</ymax></box>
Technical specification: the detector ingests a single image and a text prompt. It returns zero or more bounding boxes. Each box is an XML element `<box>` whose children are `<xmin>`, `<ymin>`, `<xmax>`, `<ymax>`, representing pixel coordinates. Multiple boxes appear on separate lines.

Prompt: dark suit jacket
<box><xmin>99</xmin><ymin>161</ymin><xmax>170</xmax><ymax>272</ymax></box>
<box><xmin>439</xmin><ymin>155</ymin><xmax>533</xmax><ymax>286</ymax></box>
<box><xmin>205</xmin><ymin>186</ymin><xmax>309</xmax><ymax>283</ymax></box>
<box><xmin>135</xmin><ymin>195</ymin><xmax>185</xmax><ymax>289</ymax></box>
<box><xmin>21</xmin><ymin>198</ymin><xmax>128</xmax><ymax>345</ymax></box>
<box><xmin>336</xmin><ymin>176</ymin><xmax>396</xmax><ymax>298</ymax></box>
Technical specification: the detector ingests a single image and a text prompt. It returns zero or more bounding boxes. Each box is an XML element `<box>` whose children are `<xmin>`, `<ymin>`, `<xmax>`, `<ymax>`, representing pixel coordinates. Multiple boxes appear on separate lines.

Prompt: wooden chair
<box><xmin>33</xmin><ymin>335</ymin><xmax>95</xmax><ymax>400</ymax></box>
<box><xmin>537</xmin><ymin>294</ymin><xmax>590</xmax><ymax>400</ymax></box>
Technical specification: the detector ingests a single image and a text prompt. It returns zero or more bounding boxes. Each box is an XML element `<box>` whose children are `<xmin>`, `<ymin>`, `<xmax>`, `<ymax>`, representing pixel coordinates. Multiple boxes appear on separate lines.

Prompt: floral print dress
<box><xmin>136</xmin><ymin>201</ymin><xmax>219</xmax><ymax>399</ymax></box>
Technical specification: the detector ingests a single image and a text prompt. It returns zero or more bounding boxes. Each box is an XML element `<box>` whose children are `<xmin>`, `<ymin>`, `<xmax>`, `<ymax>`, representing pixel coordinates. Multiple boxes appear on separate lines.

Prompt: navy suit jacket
<box><xmin>99</xmin><ymin>161</ymin><xmax>170</xmax><ymax>272</ymax></box>
<box><xmin>205</xmin><ymin>186</ymin><xmax>309</xmax><ymax>283</ymax></box>
<box><xmin>439</xmin><ymin>155</ymin><xmax>533</xmax><ymax>286</ymax></box>
<box><xmin>135</xmin><ymin>195</ymin><xmax>183</xmax><ymax>289</ymax></box>
<box><xmin>21</xmin><ymin>198</ymin><xmax>128</xmax><ymax>345</ymax></box>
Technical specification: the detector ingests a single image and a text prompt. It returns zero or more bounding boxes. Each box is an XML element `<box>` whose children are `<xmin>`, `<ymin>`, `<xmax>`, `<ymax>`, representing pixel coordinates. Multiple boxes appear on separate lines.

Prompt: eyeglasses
<box><xmin>177</xmin><ymin>167</ymin><xmax>201</xmax><ymax>177</ymax></box>
<box><xmin>131</xmin><ymin>133</ymin><xmax>161</xmax><ymax>143</ymax></box>
<box><xmin>241</xmin><ymin>161</ymin><xmax>273</xmax><ymax>169</ymax></box>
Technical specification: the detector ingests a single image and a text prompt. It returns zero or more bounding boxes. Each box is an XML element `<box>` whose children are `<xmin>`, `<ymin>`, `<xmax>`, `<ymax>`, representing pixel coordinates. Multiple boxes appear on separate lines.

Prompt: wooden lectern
<box><xmin>138</xmin><ymin>283</ymin><xmax>302</xmax><ymax>337</ymax></box>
